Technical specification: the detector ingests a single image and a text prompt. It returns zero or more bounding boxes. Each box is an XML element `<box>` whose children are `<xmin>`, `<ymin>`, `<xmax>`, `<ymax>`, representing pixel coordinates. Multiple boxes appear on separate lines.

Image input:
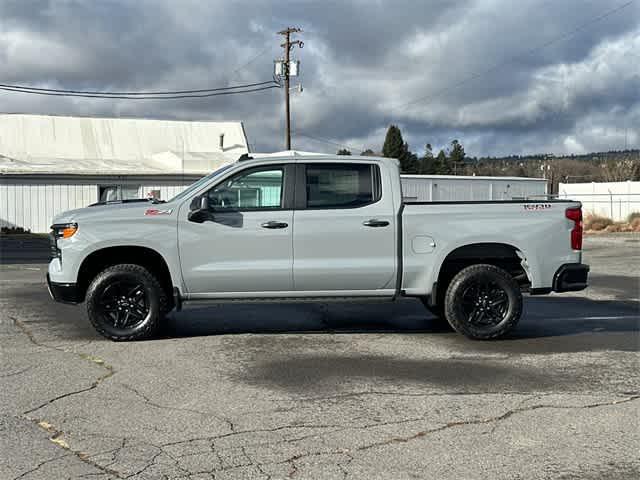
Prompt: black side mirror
<box><xmin>188</xmin><ymin>196</ymin><xmax>213</xmax><ymax>223</ymax></box>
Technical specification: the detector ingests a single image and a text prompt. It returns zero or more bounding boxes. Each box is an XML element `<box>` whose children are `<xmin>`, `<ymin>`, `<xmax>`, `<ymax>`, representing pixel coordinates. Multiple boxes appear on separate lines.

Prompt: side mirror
<box><xmin>188</xmin><ymin>196</ymin><xmax>213</xmax><ymax>223</ymax></box>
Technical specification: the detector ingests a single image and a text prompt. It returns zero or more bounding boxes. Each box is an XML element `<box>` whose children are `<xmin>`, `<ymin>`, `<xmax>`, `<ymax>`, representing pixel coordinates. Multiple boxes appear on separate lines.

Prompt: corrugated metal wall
<box><xmin>1</xmin><ymin>178</ymin><xmax>194</xmax><ymax>233</ymax></box>
<box><xmin>558</xmin><ymin>181</ymin><xmax>640</xmax><ymax>221</ymax></box>
<box><xmin>141</xmin><ymin>184</ymin><xmax>189</xmax><ymax>202</ymax></box>
<box><xmin>0</xmin><ymin>183</ymin><xmax>96</xmax><ymax>233</ymax></box>
<box><xmin>400</xmin><ymin>176</ymin><xmax>547</xmax><ymax>202</ymax></box>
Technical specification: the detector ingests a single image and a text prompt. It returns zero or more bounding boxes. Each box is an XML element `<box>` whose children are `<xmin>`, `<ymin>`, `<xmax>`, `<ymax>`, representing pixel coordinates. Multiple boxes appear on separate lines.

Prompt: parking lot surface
<box><xmin>1</xmin><ymin>234</ymin><xmax>639</xmax><ymax>479</ymax></box>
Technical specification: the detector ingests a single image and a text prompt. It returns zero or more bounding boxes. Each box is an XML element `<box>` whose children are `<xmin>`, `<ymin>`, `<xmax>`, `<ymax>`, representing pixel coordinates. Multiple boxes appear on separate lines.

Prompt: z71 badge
<box><xmin>144</xmin><ymin>208</ymin><xmax>173</xmax><ymax>216</ymax></box>
<box><xmin>524</xmin><ymin>203</ymin><xmax>552</xmax><ymax>210</ymax></box>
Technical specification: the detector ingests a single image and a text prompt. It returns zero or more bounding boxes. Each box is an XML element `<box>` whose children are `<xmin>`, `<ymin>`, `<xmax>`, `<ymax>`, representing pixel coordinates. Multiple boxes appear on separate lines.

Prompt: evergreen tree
<box><xmin>435</xmin><ymin>149</ymin><xmax>452</xmax><ymax>174</ymax></box>
<box><xmin>382</xmin><ymin>125</ymin><xmax>405</xmax><ymax>159</ymax></box>
<box><xmin>403</xmin><ymin>142</ymin><xmax>420</xmax><ymax>173</ymax></box>
<box><xmin>337</xmin><ymin>148</ymin><xmax>352</xmax><ymax>155</ymax></box>
<box><xmin>449</xmin><ymin>139</ymin><xmax>466</xmax><ymax>175</ymax></box>
<box><xmin>382</xmin><ymin>125</ymin><xmax>418</xmax><ymax>173</ymax></box>
<box><xmin>420</xmin><ymin>143</ymin><xmax>436</xmax><ymax>174</ymax></box>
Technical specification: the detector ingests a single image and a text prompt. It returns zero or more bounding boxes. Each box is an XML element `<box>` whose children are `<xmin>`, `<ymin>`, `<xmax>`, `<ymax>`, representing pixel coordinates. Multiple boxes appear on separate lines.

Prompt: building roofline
<box><xmin>401</xmin><ymin>174</ymin><xmax>546</xmax><ymax>181</ymax></box>
<box><xmin>0</xmin><ymin>112</ymin><xmax>244</xmax><ymax>124</ymax></box>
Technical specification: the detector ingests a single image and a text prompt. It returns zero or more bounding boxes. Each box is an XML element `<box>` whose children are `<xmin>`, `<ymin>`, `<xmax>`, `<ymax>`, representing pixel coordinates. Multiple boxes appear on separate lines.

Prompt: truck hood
<box><xmin>51</xmin><ymin>200</ymin><xmax>174</xmax><ymax>225</ymax></box>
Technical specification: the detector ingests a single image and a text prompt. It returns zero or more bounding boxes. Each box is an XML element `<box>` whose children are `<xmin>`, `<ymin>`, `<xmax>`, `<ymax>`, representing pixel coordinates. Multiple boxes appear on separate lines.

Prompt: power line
<box><xmin>0</xmin><ymin>80</ymin><xmax>278</xmax><ymax>96</ymax></box>
<box><xmin>231</xmin><ymin>45</ymin><xmax>274</xmax><ymax>78</ymax></box>
<box><xmin>390</xmin><ymin>0</ymin><xmax>636</xmax><ymax>114</ymax></box>
<box><xmin>0</xmin><ymin>83</ymin><xmax>280</xmax><ymax>100</ymax></box>
<box><xmin>295</xmin><ymin>131</ymin><xmax>366</xmax><ymax>153</ymax></box>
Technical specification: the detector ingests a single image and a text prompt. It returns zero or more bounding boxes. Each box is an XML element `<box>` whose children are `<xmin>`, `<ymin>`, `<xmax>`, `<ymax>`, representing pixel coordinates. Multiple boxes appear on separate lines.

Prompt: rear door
<box><xmin>179</xmin><ymin>164</ymin><xmax>295</xmax><ymax>295</ymax></box>
<box><xmin>292</xmin><ymin>162</ymin><xmax>397</xmax><ymax>293</ymax></box>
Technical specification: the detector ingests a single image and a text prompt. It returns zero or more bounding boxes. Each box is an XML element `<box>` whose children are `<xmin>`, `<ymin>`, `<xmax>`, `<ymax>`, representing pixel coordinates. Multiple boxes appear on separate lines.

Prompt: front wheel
<box><xmin>86</xmin><ymin>264</ymin><xmax>167</xmax><ymax>341</ymax></box>
<box><xmin>444</xmin><ymin>264</ymin><xmax>522</xmax><ymax>340</ymax></box>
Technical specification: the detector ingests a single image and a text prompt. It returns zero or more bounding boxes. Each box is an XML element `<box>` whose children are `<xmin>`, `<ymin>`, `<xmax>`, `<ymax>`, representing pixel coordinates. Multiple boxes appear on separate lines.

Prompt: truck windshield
<box><xmin>167</xmin><ymin>164</ymin><xmax>235</xmax><ymax>203</ymax></box>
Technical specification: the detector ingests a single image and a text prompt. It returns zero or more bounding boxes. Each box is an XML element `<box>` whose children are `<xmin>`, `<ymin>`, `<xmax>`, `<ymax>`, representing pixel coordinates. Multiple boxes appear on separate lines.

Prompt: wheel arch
<box><xmin>76</xmin><ymin>246</ymin><xmax>174</xmax><ymax>304</ymax></box>
<box><xmin>430</xmin><ymin>242</ymin><xmax>530</xmax><ymax>306</ymax></box>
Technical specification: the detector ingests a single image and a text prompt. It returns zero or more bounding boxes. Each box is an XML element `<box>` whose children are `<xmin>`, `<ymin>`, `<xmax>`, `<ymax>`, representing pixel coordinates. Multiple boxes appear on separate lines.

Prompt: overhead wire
<box><xmin>389</xmin><ymin>0</ymin><xmax>635</xmax><ymax>113</ymax></box>
<box><xmin>0</xmin><ymin>79</ymin><xmax>278</xmax><ymax>96</ymax></box>
<box><xmin>0</xmin><ymin>82</ymin><xmax>280</xmax><ymax>100</ymax></box>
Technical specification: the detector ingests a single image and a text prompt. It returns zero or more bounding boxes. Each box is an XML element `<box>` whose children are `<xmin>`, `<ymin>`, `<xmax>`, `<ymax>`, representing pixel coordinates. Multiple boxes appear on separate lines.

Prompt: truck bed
<box><xmin>400</xmin><ymin>199</ymin><xmax>582</xmax><ymax>296</ymax></box>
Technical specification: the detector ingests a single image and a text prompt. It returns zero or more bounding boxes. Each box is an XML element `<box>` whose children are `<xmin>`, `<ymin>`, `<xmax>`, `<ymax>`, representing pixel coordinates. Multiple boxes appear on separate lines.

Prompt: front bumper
<box><xmin>46</xmin><ymin>274</ymin><xmax>82</xmax><ymax>304</ymax></box>
<box><xmin>553</xmin><ymin>263</ymin><xmax>589</xmax><ymax>292</ymax></box>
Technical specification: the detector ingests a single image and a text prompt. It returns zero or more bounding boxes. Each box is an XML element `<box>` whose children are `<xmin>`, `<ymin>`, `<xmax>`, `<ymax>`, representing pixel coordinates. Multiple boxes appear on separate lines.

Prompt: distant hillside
<box><xmin>464</xmin><ymin>149</ymin><xmax>639</xmax><ymax>192</ymax></box>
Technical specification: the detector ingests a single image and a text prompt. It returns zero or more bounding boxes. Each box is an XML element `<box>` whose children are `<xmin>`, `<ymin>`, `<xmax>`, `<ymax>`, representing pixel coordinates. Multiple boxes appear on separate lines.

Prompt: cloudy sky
<box><xmin>1</xmin><ymin>0</ymin><xmax>638</xmax><ymax>157</ymax></box>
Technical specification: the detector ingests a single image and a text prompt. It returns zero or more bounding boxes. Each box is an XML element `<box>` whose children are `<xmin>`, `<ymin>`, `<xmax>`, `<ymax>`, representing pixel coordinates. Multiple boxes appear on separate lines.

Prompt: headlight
<box><xmin>49</xmin><ymin>223</ymin><xmax>77</xmax><ymax>261</ymax></box>
<box><xmin>51</xmin><ymin>223</ymin><xmax>78</xmax><ymax>239</ymax></box>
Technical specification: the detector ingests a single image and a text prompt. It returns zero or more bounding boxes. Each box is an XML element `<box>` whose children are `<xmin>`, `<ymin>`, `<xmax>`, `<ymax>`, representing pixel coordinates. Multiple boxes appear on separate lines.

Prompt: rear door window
<box><xmin>304</xmin><ymin>164</ymin><xmax>380</xmax><ymax>208</ymax></box>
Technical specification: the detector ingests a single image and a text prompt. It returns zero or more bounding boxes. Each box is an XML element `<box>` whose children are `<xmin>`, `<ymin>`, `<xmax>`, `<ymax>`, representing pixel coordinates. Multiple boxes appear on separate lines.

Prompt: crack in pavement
<box><xmin>11</xmin><ymin>453</ymin><xmax>71</xmax><ymax>480</ymax></box>
<box><xmin>0</xmin><ymin>366</ymin><xmax>33</xmax><ymax>378</ymax></box>
<box><xmin>10</xmin><ymin>316</ymin><xmax>115</xmax><ymax>417</ymax></box>
<box><xmin>8</xmin><ymin>316</ymin><xmax>122</xmax><ymax>478</ymax></box>
<box><xmin>241</xmin><ymin>389</ymin><xmax>639</xmax><ymax>416</ymax></box>
<box><xmin>357</xmin><ymin>394</ymin><xmax>640</xmax><ymax>451</ymax></box>
<box><xmin>118</xmin><ymin>383</ymin><xmax>235</xmax><ymax>433</ymax></box>
<box><xmin>6</xmin><ymin>418</ymin><xmax>128</xmax><ymax>480</ymax></box>
<box><xmin>263</xmin><ymin>394</ymin><xmax>640</xmax><ymax>473</ymax></box>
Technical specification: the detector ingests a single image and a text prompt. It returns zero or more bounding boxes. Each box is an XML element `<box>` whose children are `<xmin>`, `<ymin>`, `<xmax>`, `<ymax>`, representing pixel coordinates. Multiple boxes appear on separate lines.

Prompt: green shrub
<box><xmin>0</xmin><ymin>226</ymin><xmax>31</xmax><ymax>234</ymax></box>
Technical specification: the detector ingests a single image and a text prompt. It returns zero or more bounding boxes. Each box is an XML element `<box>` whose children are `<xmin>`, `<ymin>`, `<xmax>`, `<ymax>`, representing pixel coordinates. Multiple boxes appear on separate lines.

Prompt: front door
<box><xmin>292</xmin><ymin>162</ymin><xmax>397</xmax><ymax>292</ymax></box>
<box><xmin>179</xmin><ymin>164</ymin><xmax>294</xmax><ymax>295</ymax></box>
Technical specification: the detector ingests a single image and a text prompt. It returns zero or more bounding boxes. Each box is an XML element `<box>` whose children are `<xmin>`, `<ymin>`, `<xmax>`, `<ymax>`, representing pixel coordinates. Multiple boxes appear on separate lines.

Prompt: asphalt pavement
<box><xmin>1</xmin><ymin>234</ymin><xmax>638</xmax><ymax>479</ymax></box>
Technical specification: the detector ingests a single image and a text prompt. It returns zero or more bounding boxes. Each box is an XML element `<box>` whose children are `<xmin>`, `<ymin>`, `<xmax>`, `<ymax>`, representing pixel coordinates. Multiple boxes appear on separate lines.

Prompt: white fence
<box><xmin>558</xmin><ymin>181</ymin><xmax>640</xmax><ymax>222</ymax></box>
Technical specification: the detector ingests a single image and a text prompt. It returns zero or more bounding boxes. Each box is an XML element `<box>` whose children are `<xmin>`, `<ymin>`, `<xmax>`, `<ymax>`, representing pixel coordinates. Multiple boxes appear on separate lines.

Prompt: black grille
<box><xmin>49</xmin><ymin>232</ymin><xmax>60</xmax><ymax>259</ymax></box>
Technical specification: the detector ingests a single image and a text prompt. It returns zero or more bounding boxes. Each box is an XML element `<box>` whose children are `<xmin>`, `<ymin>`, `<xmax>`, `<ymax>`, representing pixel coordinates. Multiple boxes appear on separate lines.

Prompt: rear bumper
<box><xmin>553</xmin><ymin>263</ymin><xmax>589</xmax><ymax>292</ymax></box>
<box><xmin>46</xmin><ymin>274</ymin><xmax>82</xmax><ymax>304</ymax></box>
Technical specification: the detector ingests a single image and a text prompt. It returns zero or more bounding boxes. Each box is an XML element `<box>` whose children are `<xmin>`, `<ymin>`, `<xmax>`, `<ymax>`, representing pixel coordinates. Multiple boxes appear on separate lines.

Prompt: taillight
<box><xmin>565</xmin><ymin>207</ymin><xmax>583</xmax><ymax>250</ymax></box>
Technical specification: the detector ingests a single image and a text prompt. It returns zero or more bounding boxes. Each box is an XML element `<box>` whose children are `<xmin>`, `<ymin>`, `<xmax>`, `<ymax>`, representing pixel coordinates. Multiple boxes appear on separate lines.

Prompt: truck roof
<box><xmin>237</xmin><ymin>152</ymin><xmax>394</xmax><ymax>166</ymax></box>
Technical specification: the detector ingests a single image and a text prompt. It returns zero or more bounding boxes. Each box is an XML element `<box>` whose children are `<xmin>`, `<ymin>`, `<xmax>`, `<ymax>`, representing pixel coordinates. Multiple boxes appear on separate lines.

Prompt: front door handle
<box><xmin>363</xmin><ymin>219</ymin><xmax>390</xmax><ymax>227</ymax></box>
<box><xmin>261</xmin><ymin>221</ymin><xmax>289</xmax><ymax>229</ymax></box>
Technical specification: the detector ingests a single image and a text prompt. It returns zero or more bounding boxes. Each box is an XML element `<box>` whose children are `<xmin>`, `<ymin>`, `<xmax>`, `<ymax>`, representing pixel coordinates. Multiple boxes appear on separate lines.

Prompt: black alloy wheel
<box><xmin>459</xmin><ymin>280</ymin><xmax>509</xmax><ymax>327</ymax></box>
<box><xmin>98</xmin><ymin>280</ymin><xmax>149</xmax><ymax>329</ymax></box>
<box><xmin>444</xmin><ymin>264</ymin><xmax>523</xmax><ymax>340</ymax></box>
<box><xmin>86</xmin><ymin>264</ymin><xmax>168</xmax><ymax>341</ymax></box>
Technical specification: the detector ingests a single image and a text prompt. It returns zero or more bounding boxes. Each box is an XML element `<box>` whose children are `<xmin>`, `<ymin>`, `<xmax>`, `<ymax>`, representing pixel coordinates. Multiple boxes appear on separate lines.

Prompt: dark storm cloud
<box><xmin>0</xmin><ymin>0</ymin><xmax>638</xmax><ymax>156</ymax></box>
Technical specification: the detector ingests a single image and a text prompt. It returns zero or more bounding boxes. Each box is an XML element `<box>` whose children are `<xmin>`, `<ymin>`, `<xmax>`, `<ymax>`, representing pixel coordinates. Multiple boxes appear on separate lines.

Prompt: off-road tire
<box><xmin>444</xmin><ymin>264</ymin><xmax>522</xmax><ymax>340</ymax></box>
<box><xmin>86</xmin><ymin>264</ymin><xmax>167</xmax><ymax>341</ymax></box>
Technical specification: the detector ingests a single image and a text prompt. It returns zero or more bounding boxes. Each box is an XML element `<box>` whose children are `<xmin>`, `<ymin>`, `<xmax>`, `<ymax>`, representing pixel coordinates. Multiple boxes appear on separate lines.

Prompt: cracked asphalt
<box><xmin>1</xmin><ymin>234</ymin><xmax>639</xmax><ymax>479</ymax></box>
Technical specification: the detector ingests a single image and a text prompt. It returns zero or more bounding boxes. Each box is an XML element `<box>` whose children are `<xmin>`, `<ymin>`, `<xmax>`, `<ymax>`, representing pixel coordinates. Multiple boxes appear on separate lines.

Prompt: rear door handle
<box><xmin>363</xmin><ymin>219</ymin><xmax>390</xmax><ymax>227</ymax></box>
<box><xmin>261</xmin><ymin>221</ymin><xmax>289</xmax><ymax>229</ymax></box>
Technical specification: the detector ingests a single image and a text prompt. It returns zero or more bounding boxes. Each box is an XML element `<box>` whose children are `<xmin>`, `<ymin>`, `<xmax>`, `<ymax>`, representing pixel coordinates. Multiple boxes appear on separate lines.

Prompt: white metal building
<box><xmin>0</xmin><ymin>114</ymin><xmax>249</xmax><ymax>232</ymax></box>
<box><xmin>558</xmin><ymin>181</ymin><xmax>640</xmax><ymax>221</ymax></box>
<box><xmin>400</xmin><ymin>174</ymin><xmax>547</xmax><ymax>202</ymax></box>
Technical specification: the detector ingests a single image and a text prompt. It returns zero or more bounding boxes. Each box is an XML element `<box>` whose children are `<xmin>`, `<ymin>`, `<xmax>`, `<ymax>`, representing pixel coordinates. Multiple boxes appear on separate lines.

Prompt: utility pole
<box><xmin>276</xmin><ymin>27</ymin><xmax>303</xmax><ymax>150</ymax></box>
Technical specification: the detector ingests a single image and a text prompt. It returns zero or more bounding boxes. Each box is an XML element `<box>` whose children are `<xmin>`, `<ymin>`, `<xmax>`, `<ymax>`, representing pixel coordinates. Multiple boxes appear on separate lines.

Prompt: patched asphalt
<box><xmin>1</xmin><ymin>234</ymin><xmax>638</xmax><ymax>479</ymax></box>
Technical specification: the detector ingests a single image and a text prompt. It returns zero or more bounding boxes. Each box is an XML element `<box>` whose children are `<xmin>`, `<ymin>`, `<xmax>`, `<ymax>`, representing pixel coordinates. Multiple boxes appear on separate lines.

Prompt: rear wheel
<box><xmin>86</xmin><ymin>264</ymin><xmax>167</xmax><ymax>341</ymax></box>
<box><xmin>444</xmin><ymin>264</ymin><xmax>522</xmax><ymax>340</ymax></box>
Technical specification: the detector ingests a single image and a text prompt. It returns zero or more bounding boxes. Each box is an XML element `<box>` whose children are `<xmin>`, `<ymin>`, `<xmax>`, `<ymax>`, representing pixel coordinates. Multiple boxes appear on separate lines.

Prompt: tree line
<box><xmin>336</xmin><ymin>124</ymin><xmax>640</xmax><ymax>190</ymax></box>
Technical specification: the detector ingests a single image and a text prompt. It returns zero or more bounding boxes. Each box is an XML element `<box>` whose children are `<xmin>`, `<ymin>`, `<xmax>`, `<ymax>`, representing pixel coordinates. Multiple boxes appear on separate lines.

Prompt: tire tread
<box><xmin>86</xmin><ymin>263</ymin><xmax>167</xmax><ymax>341</ymax></box>
<box><xmin>444</xmin><ymin>264</ymin><xmax>522</xmax><ymax>340</ymax></box>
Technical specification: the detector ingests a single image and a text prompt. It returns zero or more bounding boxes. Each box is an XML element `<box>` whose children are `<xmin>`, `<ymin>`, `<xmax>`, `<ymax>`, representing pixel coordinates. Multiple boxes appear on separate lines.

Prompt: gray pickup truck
<box><xmin>47</xmin><ymin>154</ymin><xmax>588</xmax><ymax>341</ymax></box>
